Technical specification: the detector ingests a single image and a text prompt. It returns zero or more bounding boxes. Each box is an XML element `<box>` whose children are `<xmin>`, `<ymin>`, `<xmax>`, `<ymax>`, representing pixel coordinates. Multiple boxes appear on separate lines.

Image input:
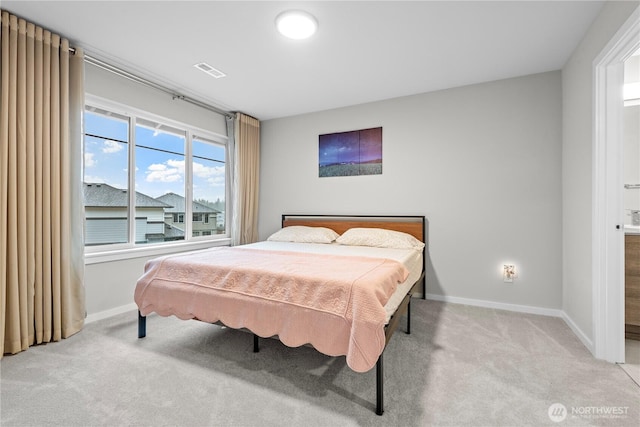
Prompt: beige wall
<box><xmin>81</xmin><ymin>2</ymin><xmax>639</xmax><ymax>330</ymax></box>
<box><xmin>85</xmin><ymin>63</ymin><xmax>227</xmax><ymax>136</ymax></box>
<box><xmin>562</xmin><ymin>1</ymin><xmax>639</xmax><ymax>341</ymax></box>
<box><xmin>260</xmin><ymin>71</ymin><xmax>563</xmax><ymax>310</ymax></box>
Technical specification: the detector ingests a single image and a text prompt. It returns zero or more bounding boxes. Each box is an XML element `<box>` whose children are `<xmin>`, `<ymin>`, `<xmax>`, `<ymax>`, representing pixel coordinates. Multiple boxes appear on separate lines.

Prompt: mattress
<box><xmin>135</xmin><ymin>243</ymin><xmax>414</xmax><ymax>372</ymax></box>
<box><xmin>242</xmin><ymin>241</ymin><xmax>424</xmax><ymax>322</ymax></box>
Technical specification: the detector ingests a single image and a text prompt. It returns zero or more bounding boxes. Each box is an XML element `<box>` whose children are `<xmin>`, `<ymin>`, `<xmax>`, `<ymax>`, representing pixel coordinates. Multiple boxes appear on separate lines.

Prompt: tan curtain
<box><xmin>0</xmin><ymin>10</ymin><xmax>85</xmax><ymax>357</ymax></box>
<box><xmin>232</xmin><ymin>113</ymin><xmax>260</xmax><ymax>245</ymax></box>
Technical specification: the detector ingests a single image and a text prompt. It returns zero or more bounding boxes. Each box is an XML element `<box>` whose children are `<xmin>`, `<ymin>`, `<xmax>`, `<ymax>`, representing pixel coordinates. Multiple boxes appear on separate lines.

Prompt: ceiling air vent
<box><xmin>194</xmin><ymin>62</ymin><xmax>226</xmax><ymax>79</ymax></box>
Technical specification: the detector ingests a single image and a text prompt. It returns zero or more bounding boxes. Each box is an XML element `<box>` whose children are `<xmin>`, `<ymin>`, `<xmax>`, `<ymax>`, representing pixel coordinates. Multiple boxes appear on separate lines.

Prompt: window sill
<box><xmin>84</xmin><ymin>238</ymin><xmax>232</xmax><ymax>265</ymax></box>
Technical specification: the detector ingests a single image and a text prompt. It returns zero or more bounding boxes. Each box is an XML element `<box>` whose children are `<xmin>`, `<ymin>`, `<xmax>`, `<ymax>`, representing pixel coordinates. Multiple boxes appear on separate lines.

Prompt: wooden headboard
<box><xmin>281</xmin><ymin>215</ymin><xmax>425</xmax><ymax>243</ymax></box>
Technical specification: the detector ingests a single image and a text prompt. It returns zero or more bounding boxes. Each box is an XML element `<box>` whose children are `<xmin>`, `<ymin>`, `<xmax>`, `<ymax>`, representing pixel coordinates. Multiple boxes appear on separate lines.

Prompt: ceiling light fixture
<box><xmin>275</xmin><ymin>10</ymin><xmax>318</xmax><ymax>40</ymax></box>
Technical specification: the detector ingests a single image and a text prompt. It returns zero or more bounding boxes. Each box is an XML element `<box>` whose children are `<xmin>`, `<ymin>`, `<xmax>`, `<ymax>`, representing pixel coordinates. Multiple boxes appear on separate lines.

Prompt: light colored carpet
<box><xmin>622</xmin><ymin>339</ymin><xmax>640</xmax><ymax>386</ymax></box>
<box><xmin>1</xmin><ymin>300</ymin><xmax>638</xmax><ymax>426</ymax></box>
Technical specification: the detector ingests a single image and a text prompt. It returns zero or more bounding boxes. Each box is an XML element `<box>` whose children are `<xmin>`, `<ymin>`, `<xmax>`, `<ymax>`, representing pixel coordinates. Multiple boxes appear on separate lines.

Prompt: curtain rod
<box><xmin>15</xmin><ymin>19</ymin><xmax>233</xmax><ymax>119</ymax></box>
<box><xmin>73</xmin><ymin>49</ymin><xmax>233</xmax><ymax>120</ymax></box>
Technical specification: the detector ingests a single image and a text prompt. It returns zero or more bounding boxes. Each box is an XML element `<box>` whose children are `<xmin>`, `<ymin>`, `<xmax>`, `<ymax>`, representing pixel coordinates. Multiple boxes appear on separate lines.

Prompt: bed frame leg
<box><xmin>406</xmin><ymin>299</ymin><xmax>411</xmax><ymax>335</ymax></box>
<box><xmin>253</xmin><ymin>334</ymin><xmax>259</xmax><ymax>353</ymax></box>
<box><xmin>376</xmin><ymin>353</ymin><xmax>384</xmax><ymax>415</ymax></box>
<box><xmin>138</xmin><ymin>311</ymin><xmax>146</xmax><ymax>338</ymax></box>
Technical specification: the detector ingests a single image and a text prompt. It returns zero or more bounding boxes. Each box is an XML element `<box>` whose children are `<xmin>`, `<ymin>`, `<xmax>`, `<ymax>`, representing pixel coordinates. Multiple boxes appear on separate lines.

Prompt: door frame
<box><xmin>592</xmin><ymin>7</ymin><xmax>640</xmax><ymax>363</ymax></box>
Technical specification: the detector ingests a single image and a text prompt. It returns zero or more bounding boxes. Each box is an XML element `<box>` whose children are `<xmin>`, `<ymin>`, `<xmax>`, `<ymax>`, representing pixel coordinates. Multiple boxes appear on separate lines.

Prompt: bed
<box><xmin>135</xmin><ymin>214</ymin><xmax>426</xmax><ymax>415</ymax></box>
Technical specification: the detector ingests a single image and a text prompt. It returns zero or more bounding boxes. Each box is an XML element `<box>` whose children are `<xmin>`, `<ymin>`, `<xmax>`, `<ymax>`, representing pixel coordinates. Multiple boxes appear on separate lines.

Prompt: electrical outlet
<box><xmin>503</xmin><ymin>264</ymin><xmax>515</xmax><ymax>283</ymax></box>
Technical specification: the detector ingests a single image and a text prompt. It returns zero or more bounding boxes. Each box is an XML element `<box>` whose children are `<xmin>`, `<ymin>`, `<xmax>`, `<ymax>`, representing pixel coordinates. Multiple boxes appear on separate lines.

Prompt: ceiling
<box><xmin>3</xmin><ymin>1</ymin><xmax>605</xmax><ymax>121</ymax></box>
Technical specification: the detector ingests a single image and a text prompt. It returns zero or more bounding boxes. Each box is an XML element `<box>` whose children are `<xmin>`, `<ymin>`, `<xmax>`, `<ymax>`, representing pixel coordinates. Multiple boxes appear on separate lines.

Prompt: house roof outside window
<box><xmin>155</xmin><ymin>192</ymin><xmax>220</xmax><ymax>214</ymax></box>
<box><xmin>83</xmin><ymin>183</ymin><xmax>172</xmax><ymax>209</ymax></box>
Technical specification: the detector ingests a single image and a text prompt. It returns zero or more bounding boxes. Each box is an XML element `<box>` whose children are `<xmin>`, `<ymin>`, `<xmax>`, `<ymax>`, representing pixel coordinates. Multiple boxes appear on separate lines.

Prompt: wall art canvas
<box><xmin>318</xmin><ymin>127</ymin><xmax>382</xmax><ymax>177</ymax></box>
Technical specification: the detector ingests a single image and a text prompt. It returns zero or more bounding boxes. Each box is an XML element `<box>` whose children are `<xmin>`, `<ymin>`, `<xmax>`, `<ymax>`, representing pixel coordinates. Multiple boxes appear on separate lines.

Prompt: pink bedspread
<box><xmin>134</xmin><ymin>246</ymin><xmax>409</xmax><ymax>372</ymax></box>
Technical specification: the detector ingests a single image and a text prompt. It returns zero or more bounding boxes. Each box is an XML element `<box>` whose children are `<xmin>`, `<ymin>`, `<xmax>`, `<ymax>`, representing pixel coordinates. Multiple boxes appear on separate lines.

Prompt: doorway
<box><xmin>593</xmin><ymin>8</ymin><xmax>640</xmax><ymax>364</ymax></box>
<box><xmin>622</xmin><ymin>49</ymin><xmax>640</xmax><ymax>384</ymax></box>
<box><xmin>623</xmin><ymin>51</ymin><xmax>640</xmax><ymax>342</ymax></box>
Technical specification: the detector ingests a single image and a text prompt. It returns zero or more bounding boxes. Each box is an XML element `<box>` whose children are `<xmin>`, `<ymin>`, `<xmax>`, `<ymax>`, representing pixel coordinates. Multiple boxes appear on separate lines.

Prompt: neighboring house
<box><xmin>83</xmin><ymin>183</ymin><xmax>173</xmax><ymax>245</ymax></box>
<box><xmin>156</xmin><ymin>192</ymin><xmax>223</xmax><ymax>237</ymax></box>
<box><xmin>216</xmin><ymin>211</ymin><xmax>225</xmax><ymax>229</ymax></box>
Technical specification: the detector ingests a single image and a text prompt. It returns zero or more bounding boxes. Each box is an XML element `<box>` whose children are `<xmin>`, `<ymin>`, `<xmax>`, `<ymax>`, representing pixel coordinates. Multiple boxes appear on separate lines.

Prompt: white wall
<box><xmin>85</xmin><ymin>63</ymin><xmax>227</xmax><ymax>136</ymax></box>
<box><xmin>82</xmin><ymin>1</ymin><xmax>638</xmax><ymax>324</ymax></box>
<box><xmin>624</xmin><ymin>56</ymin><xmax>640</xmax><ymax>223</ymax></box>
<box><xmin>83</xmin><ymin>63</ymin><xmax>228</xmax><ymax>318</ymax></box>
<box><xmin>562</xmin><ymin>1</ymin><xmax>639</xmax><ymax>341</ymax></box>
<box><xmin>260</xmin><ymin>71</ymin><xmax>563</xmax><ymax>310</ymax></box>
<box><xmin>624</xmin><ymin>105</ymin><xmax>640</xmax><ymax>223</ymax></box>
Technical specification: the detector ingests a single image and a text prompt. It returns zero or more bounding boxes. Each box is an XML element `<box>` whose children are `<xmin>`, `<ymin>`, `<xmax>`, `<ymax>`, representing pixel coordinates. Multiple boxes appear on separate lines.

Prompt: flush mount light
<box><xmin>275</xmin><ymin>10</ymin><xmax>318</xmax><ymax>40</ymax></box>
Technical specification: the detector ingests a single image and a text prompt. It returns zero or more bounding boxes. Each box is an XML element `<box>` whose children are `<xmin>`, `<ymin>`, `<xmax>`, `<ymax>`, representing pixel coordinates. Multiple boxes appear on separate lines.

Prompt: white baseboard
<box><xmin>424</xmin><ymin>293</ymin><xmax>563</xmax><ymax>317</ymax></box>
<box><xmin>85</xmin><ymin>302</ymin><xmax>138</xmax><ymax>324</ymax></box>
<box><xmin>560</xmin><ymin>311</ymin><xmax>594</xmax><ymax>354</ymax></box>
<box><xmin>424</xmin><ymin>293</ymin><xmax>594</xmax><ymax>354</ymax></box>
<box><xmin>86</xmin><ymin>295</ymin><xmax>595</xmax><ymax>356</ymax></box>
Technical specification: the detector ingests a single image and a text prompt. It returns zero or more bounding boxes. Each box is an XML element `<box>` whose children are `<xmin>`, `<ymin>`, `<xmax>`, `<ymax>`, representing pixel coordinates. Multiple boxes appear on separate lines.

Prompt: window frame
<box><xmin>84</xmin><ymin>95</ymin><xmax>231</xmax><ymax>265</ymax></box>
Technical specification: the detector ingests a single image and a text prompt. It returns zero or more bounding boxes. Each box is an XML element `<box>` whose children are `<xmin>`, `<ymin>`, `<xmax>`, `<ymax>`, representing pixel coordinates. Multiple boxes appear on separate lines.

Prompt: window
<box><xmin>83</xmin><ymin>102</ymin><xmax>228</xmax><ymax>251</ymax></box>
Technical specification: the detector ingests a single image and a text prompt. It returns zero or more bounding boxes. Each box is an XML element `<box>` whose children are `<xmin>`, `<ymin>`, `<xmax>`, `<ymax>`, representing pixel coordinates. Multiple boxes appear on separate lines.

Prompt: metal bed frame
<box><xmin>138</xmin><ymin>214</ymin><xmax>426</xmax><ymax>415</ymax></box>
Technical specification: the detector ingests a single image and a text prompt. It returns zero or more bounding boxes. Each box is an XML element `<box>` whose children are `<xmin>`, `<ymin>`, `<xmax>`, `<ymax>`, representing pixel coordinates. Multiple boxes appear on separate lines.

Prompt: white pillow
<box><xmin>267</xmin><ymin>226</ymin><xmax>340</xmax><ymax>244</ymax></box>
<box><xmin>336</xmin><ymin>227</ymin><xmax>425</xmax><ymax>250</ymax></box>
